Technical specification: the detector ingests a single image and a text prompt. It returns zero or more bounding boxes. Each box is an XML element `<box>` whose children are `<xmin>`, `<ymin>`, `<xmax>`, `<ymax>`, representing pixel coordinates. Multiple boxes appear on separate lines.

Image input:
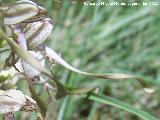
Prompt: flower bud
<box><xmin>23</xmin><ymin>18</ymin><xmax>53</xmax><ymax>47</ymax></box>
<box><xmin>4</xmin><ymin>0</ymin><xmax>47</xmax><ymax>25</ymax></box>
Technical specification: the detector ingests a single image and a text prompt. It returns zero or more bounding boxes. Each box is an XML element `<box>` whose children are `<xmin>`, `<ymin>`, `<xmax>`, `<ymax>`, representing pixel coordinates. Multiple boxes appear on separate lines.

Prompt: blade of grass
<box><xmin>85</xmin><ymin>93</ymin><xmax>159</xmax><ymax>120</ymax></box>
<box><xmin>95</xmin><ymin>7</ymin><xmax>152</xmax><ymax>40</ymax></box>
<box><xmin>56</xmin><ymin>96</ymin><xmax>70</xmax><ymax>120</ymax></box>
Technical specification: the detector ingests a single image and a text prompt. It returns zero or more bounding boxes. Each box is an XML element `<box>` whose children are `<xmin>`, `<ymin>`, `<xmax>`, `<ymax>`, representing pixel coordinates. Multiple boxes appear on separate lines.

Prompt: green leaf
<box><xmin>85</xmin><ymin>93</ymin><xmax>159</xmax><ymax>120</ymax></box>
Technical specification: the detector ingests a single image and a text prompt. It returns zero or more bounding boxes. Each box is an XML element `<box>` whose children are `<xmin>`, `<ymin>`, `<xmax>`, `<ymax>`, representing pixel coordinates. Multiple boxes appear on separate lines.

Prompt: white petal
<box><xmin>0</xmin><ymin>89</ymin><xmax>26</xmax><ymax>114</ymax></box>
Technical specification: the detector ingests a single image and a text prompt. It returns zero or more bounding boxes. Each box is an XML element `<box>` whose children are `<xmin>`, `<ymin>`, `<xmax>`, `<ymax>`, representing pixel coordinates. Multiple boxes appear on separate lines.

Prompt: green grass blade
<box><xmin>56</xmin><ymin>97</ymin><xmax>69</xmax><ymax>120</ymax></box>
<box><xmin>86</xmin><ymin>93</ymin><xmax>159</xmax><ymax>120</ymax></box>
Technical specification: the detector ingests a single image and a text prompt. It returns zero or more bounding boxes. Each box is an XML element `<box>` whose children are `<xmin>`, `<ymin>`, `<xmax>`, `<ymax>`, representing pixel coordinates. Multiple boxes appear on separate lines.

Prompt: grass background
<box><xmin>0</xmin><ymin>0</ymin><xmax>160</xmax><ymax>120</ymax></box>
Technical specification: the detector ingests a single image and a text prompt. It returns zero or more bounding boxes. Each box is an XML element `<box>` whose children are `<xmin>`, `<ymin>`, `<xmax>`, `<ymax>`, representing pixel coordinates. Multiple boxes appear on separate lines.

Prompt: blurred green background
<box><xmin>0</xmin><ymin>0</ymin><xmax>160</xmax><ymax>120</ymax></box>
